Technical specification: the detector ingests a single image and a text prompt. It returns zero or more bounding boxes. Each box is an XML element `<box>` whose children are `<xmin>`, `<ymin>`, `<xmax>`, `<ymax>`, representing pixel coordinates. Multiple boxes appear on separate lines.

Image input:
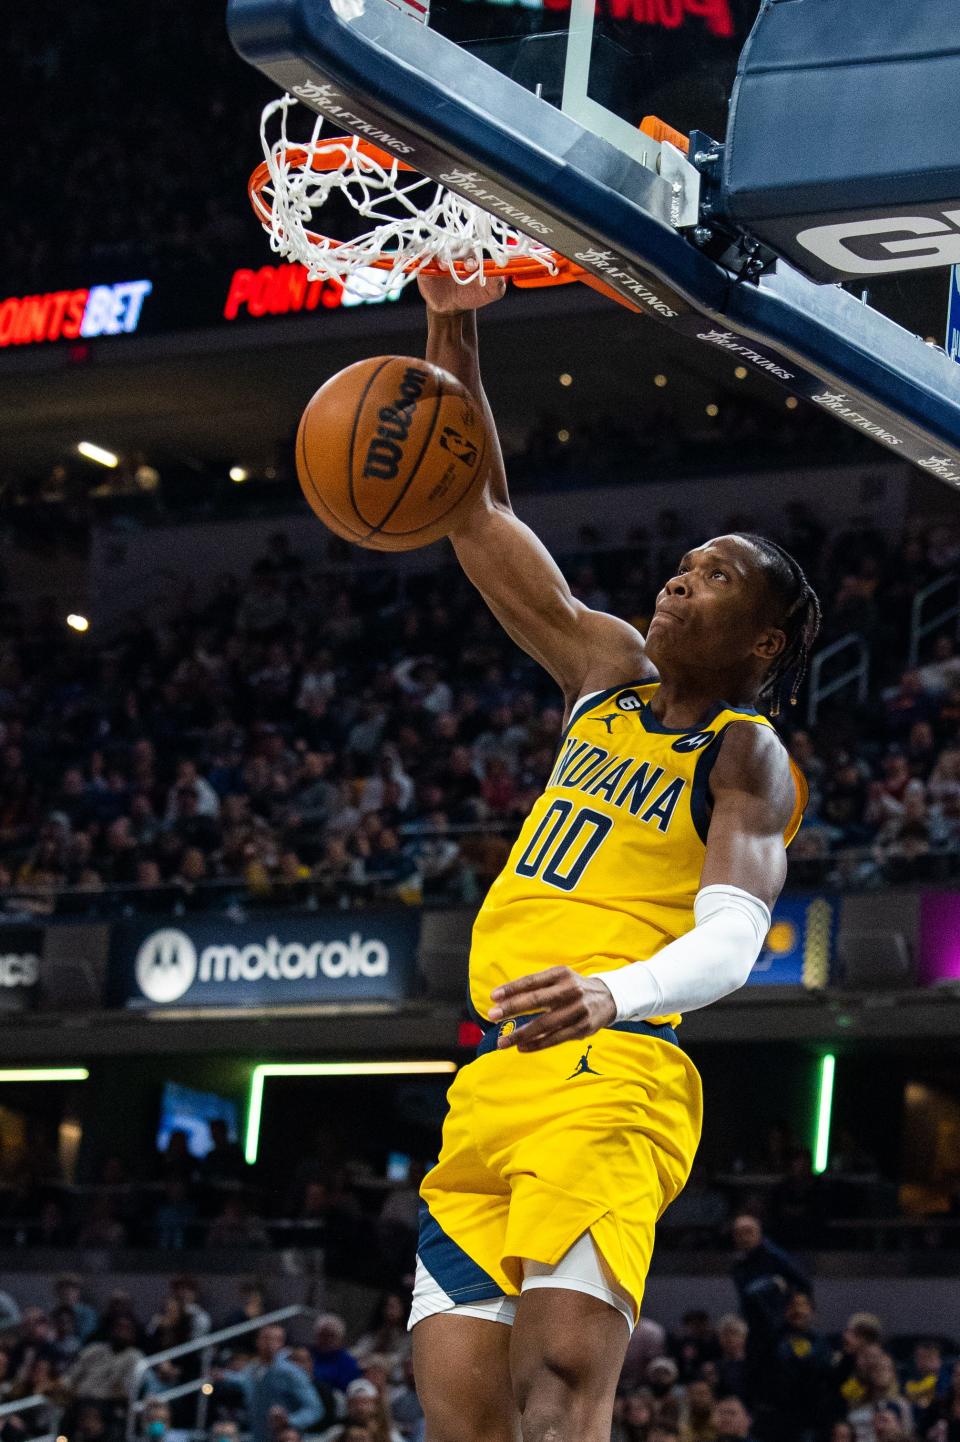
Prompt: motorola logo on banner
<box><xmin>133</xmin><ymin>927</ymin><xmax>392</xmax><ymax>1005</ymax></box>
<box><xmin>136</xmin><ymin>929</ymin><xmax>199</xmax><ymax>1004</ymax></box>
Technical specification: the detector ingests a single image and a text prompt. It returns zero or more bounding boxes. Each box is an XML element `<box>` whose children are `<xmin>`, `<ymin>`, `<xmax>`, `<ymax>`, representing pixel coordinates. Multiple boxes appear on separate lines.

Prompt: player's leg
<box><xmin>508</xmin><ymin>1231</ymin><xmax>634</xmax><ymax>1442</ymax></box>
<box><xmin>413</xmin><ymin>1312</ymin><xmax>521</xmax><ymax>1442</ymax></box>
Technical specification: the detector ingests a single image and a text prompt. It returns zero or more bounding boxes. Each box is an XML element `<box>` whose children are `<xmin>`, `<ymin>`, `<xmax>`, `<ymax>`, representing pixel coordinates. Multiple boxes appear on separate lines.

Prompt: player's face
<box><xmin>644</xmin><ymin>535</ymin><xmax>784</xmax><ymax>677</ymax></box>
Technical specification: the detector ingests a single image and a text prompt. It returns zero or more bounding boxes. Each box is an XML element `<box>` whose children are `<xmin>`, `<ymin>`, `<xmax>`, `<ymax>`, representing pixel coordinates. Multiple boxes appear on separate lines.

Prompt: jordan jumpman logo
<box><xmin>567</xmin><ymin>1044</ymin><xmax>601</xmax><ymax>1079</ymax></box>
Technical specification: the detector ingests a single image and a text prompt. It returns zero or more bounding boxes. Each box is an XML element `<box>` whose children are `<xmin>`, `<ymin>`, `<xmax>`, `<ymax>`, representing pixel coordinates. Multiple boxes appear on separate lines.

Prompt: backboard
<box><xmin>228</xmin><ymin>0</ymin><xmax>960</xmax><ymax>481</ymax></box>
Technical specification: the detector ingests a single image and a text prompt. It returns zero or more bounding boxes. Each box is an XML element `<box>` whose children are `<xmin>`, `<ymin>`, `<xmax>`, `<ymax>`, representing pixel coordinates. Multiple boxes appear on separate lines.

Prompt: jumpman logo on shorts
<box><xmin>567</xmin><ymin>1044</ymin><xmax>601</xmax><ymax>1079</ymax></box>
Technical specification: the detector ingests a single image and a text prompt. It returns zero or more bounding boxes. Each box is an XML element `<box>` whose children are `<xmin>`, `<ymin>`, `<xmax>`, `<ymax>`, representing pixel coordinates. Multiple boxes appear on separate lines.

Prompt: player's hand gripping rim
<box><xmin>488</xmin><ymin>965</ymin><xmax>617</xmax><ymax>1051</ymax></box>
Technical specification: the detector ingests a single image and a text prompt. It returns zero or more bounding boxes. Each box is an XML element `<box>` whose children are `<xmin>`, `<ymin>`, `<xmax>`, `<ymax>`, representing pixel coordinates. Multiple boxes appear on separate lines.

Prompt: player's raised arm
<box><xmin>419</xmin><ymin>275</ymin><xmax>653</xmax><ymax>709</ymax></box>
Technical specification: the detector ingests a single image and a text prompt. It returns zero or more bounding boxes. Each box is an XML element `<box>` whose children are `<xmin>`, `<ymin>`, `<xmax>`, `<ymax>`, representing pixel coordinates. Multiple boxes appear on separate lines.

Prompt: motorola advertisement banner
<box><xmin>747</xmin><ymin>894</ymin><xmax>836</xmax><ymax>989</ymax></box>
<box><xmin>0</xmin><ymin>926</ymin><xmax>43</xmax><ymax>1011</ymax></box>
<box><xmin>108</xmin><ymin>912</ymin><xmax>421</xmax><ymax>1010</ymax></box>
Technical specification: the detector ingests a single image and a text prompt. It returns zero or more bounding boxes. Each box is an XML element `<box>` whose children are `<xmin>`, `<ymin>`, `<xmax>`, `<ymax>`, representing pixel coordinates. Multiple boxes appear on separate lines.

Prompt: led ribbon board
<box><xmin>227</xmin><ymin>0</ymin><xmax>960</xmax><ymax>483</ymax></box>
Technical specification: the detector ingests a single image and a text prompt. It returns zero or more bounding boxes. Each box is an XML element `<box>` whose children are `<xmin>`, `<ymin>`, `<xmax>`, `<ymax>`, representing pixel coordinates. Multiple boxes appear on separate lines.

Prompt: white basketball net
<box><xmin>255</xmin><ymin>95</ymin><xmax>561</xmax><ymax>289</ymax></box>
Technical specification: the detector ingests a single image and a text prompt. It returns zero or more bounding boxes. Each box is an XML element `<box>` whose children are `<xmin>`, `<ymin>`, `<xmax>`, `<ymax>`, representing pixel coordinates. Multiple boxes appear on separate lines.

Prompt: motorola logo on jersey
<box><xmin>672</xmin><ymin>732</ymin><xmax>715</xmax><ymax>753</ymax></box>
<box><xmin>616</xmin><ymin>691</ymin><xmax>644</xmax><ymax>711</ymax></box>
<box><xmin>796</xmin><ymin>211</ymin><xmax>960</xmax><ymax>277</ymax></box>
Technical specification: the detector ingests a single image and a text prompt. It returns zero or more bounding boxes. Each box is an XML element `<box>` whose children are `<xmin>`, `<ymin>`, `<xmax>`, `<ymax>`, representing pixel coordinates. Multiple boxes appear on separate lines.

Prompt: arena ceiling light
<box><xmin>66</xmin><ymin>614</ymin><xmax>89</xmax><ymax>633</ymax></box>
<box><xmin>229</xmin><ymin>466</ymin><xmax>248</xmax><ymax>482</ymax></box>
<box><xmin>0</xmin><ymin>1068</ymin><xmax>89</xmax><ymax>1082</ymax></box>
<box><xmin>76</xmin><ymin>441</ymin><xmax>119</xmax><ymax>468</ymax></box>
<box><xmin>244</xmin><ymin>1060</ymin><xmax>457</xmax><ymax>1165</ymax></box>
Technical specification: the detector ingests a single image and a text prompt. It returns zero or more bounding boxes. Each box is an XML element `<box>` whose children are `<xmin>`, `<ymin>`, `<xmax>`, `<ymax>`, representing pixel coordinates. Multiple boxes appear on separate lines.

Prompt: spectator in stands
<box><xmin>900</xmin><ymin>1339</ymin><xmax>951</xmax><ymax>1430</ymax></box>
<box><xmin>8</xmin><ymin>1309</ymin><xmax>57</xmax><ymax>1378</ymax></box>
<box><xmin>389</xmin><ymin>1356</ymin><xmax>423</xmax><ymax>1441</ymax></box>
<box><xmin>647</xmin><ymin>1358</ymin><xmax>684</xmax><ymax>1426</ymax></box>
<box><xmin>8</xmin><ymin>1355</ymin><xmax>59</xmax><ymax>1438</ymax></box>
<box><xmin>201</xmin><ymin>1119</ymin><xmax>247</xmax><ymax>1187</ymax></box>
<box><xmin>67</xmin><ymin>1400</ymin><xmax>111</xmax><ymax>1442</ymax></box>
<box><xmin>51</xmin><ymin>1306</ymin><xmax>83</xmax><ymax>1367</ymax></box>
<box><xmin>620</xmin><ymin>1319</ymin><xmax>669</xmax><ymax>1395</ymax></box>
<box><xmin>311</xmin><ymin>1315</ymin><xmax>362</xmax><ymax>1395</ymax></box>
<box><xmin>233</xmin><ymin>1324</ymin><xmax>323</xmax><ymax>1442</ymax></box>
<box><xmin>682</xmin><ymin>1378</ymin><xmax>718</xmax><ymax>1441</ymax></box>
<box><xmin>62</xmin><ymin>1312</ymin><xmax>146</xmax><ymax>1405</ymax></box>
<box><xmin>771</xmin><ymin>1292</ymin><xmax>832</xmax><ymax>1442</ymax></box>
<box><xmin>613</xmin><ymin>1390</ymin><xmax>655</xmax><ymax>1442</ymax></box>
<box><xmin>847</xmin><ymin>1351</ymin><xmax>914</xmax><ymax>1442</ymax></box>
<box><xmin>54</xmin><ymin>1277</ymin><xmax>98</xmax><ymax>1343</ymax></box>
<box><xmin>139</xmin><ymin>1399</ymin><xmax>180</xmax><ymax>1442</ymax></box>
<box><xmin>926</xmin><ymin>1358</ymin><xmax>960</xmax><ymax>1441</ymax></box>
<box><xmin>715</xmin><ymin>1317</ymin><xmax>750</xmax><ymax>1404</ymax></box>
<box><xmin>831</xmin><ymin>1314</ymin><xmax>885</xmax><ymax>1416</ymax></box>
<box><xmin>169</xmin><ymin>1279</ymin><xmax>210</xmax><ymax>1339</ymax></box>
<box><xmin>318</xmin><ymin>1377</ymin><xmax>402</xmax><ymax>1442</ymax></box>
<box><xmin>713</xmin><ymin>1396</ymin><xmax>757</xmax><ymax>1441</ymax></box>
<box><xmin>672</xmin><ymin>1310</ymin><xmax>720</xmax><ymax>1383</ymax></box>
<box><xmin>349</xmin><ymin>1295</ymin><xmax>410</xmax><ymax>1382</ymax></box>
<box><xmin>206</xmin><ymin>1197</ymin><xmax>269</xmax><ymax>1249</ymax></box>
<box><xmin>731</xmin><ymin>1216</ymin><xmax>812</xmax><ymax>1366</ymax></box>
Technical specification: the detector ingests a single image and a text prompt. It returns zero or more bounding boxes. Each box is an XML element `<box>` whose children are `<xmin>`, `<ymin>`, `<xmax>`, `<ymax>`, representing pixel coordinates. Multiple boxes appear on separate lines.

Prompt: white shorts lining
<box><xmin>409</xmin><ymin>1230</ymin><xmax>634</xmax><ymax>1332</ymax></box>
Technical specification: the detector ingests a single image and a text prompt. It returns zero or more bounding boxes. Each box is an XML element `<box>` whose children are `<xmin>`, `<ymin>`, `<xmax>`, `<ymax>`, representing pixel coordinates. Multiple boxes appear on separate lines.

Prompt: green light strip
<box><xmin>813</xmin><ymin>1053</ymin><xmax>835</xmax><ymax>1175</ymax></box>
<box><xmin>0</xmin><ymin>1068</ymin><xmax>89</xmax><ymax>1082</ymax></box>
<box><xmin>244</xmin><ymin>1061</ymin><xmax>457</xmax><ymax>1165</ymax></box>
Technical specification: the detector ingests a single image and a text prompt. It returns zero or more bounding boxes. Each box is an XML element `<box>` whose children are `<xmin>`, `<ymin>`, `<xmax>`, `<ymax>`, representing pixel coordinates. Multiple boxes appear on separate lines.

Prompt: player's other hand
<box><xmin>418</xmin><ymin>269</ymin><xmax>507</xmax><ymax>314</ymax></box>
<box><xmin>489</xmin><ymin>966</ymin><xmax>617</xmax><ymax>1051</ymax></box>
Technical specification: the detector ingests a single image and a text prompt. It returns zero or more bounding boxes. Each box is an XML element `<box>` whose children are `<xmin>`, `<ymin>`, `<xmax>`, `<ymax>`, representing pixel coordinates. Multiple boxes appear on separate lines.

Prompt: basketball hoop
<box><xmin>249</xmin><ymin>95</ymin><xmax>583</xmax><ymax>291</ymax></box>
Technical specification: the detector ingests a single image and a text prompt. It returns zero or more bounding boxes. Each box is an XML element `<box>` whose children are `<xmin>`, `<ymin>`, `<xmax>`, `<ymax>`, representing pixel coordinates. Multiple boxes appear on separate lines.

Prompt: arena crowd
<box><xmin>0</xmin><ymin>1245</ymin><xmax>957</xmax><ymax>1442</ymax></box>
<box><xmin>2</xmin><ymin>510</ymin><xmax>960</xmax><ymax>912</ymax></box>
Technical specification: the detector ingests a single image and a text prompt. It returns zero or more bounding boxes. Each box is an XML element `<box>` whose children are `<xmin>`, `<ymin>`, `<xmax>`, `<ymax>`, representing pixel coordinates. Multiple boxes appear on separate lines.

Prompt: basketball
<box><xmin>296</xmin><ymin>356</ymin><xmax>488</xmax><ymax>551</ymax></box>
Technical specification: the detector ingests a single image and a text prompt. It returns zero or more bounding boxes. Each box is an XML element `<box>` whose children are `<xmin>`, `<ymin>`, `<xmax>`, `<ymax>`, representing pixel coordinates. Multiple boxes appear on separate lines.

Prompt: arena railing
<box><xmin>0</xmin><ymin>1394</ymin><xmax>58</xmax><ymax>1442</ymax></box>
<box><xmin>805</xmin><ymin>632</ymin><xmax>870</xmax><ymax>726</ymax></box>
<box><xmin>126</xmin><ymin>1303</ymin><xmax>315</xmax><ymax>1442</ymax></box>
<box><xmin>908</xmin><ymin>570</ymin><xmax>960</xmax><ymax>668</ymax></box>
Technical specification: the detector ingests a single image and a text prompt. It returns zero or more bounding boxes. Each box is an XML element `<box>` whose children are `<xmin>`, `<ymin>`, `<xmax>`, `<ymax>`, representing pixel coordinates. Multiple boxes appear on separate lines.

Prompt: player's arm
<box><xmin>490</xmin><ymin>724</ymin><xmax>795</xmax><ymax>1049</ymax></box>
<box><xmin>420</xmin><ymin>276</ymin><xmax>653</xmax><ymax>709</ymax></box>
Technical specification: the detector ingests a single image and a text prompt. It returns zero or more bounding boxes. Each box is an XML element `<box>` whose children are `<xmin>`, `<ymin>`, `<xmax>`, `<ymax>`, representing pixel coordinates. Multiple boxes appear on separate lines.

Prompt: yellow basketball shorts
<box><xmin>416</xmin><ymin>1020</ymin><xmax>703</xmax><ymax>1325</ymax></box>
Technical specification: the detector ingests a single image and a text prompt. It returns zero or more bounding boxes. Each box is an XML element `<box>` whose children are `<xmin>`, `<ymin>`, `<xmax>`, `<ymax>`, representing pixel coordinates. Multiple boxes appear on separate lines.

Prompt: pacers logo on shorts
<box><xmin>498</xmin><ymin>1019</ymin><xmax>517</xmax><ymax>1039</ymax></box>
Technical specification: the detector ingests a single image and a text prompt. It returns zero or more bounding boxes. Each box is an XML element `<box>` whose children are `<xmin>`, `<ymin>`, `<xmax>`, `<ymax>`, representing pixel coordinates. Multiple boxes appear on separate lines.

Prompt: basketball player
<box><xmin>408</xmin><ymin>273</ymin><xmax>821</xmax><ymax>1442</ymax></box>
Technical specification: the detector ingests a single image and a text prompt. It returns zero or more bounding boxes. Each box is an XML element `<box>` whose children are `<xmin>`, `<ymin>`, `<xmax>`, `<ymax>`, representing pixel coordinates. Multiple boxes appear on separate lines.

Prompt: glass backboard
<box><xmin>425</xmin><ymin>0</ymin><xmax>753</xmax><ymax>169</ymax></box>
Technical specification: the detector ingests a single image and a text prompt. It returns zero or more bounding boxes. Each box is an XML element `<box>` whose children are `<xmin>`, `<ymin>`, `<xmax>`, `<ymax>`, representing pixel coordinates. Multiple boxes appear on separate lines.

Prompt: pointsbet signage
<box><xmin>0</xmin><ymin>263</ymin><xmax>400</xmax><ymax>351</ymax></box>
<box><xmin>108</xmin><ymin>912</ymin><xmax>420</xmax><ymax>1009</ymax></box>
<box><xmin>460</xmin><ymin>0</ymin><xmax>734</xmax><ymax>31</ymax></box>
<box><xmin>224</xmin><ymin>263</ymin><xmax>402</xmax><ymax>318</ymax></box>
<box><xmin>0</xmin><ymin>280</ymin><xmax>152</xmax><ymax>348</ymax></box>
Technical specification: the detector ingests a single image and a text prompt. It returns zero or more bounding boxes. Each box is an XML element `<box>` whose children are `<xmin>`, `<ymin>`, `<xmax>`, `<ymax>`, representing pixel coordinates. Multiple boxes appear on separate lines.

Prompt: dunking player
<box><xmin>408</xmin><ymin>274</ymin><xmax>821</xmax><ymax>1442</ymax></box>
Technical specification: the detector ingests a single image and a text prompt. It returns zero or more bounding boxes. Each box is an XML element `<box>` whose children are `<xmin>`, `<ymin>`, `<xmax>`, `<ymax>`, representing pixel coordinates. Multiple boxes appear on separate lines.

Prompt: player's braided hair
<box><xmin>734</xmin><ymin>534</ymin><xmax>822</xmax><ymax>717</ymax></box>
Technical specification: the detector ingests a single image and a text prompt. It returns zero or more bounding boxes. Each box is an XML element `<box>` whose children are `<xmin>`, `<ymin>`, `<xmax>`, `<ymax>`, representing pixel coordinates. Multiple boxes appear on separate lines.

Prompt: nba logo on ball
<box><xmin>135</xmin><ymin>929</ymin><xmax>198</xmax><ymax>1003</ymax></box>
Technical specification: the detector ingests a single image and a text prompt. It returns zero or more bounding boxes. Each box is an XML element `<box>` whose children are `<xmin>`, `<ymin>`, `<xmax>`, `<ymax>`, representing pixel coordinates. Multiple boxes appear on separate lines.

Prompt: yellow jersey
<box><xmin>469</xmin><ymin>680</ymin><xmax>807</xmax><ymax>1025</ymax></box>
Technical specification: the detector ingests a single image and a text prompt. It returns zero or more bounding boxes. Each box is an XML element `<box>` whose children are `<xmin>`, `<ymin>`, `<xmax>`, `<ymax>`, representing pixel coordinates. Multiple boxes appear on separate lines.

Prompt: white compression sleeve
<box><xmin>594</xmin><ymin>884</ymin><xmax>771</xmax><ymax>1022</ymax></box>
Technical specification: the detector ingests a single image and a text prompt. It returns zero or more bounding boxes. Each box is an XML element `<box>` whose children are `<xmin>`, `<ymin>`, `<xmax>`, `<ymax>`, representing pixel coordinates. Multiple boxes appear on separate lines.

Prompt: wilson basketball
<box><xmin>296</xmin><ymin>355</ymin><xmax>487</xmax><ymax>551</ymax></box>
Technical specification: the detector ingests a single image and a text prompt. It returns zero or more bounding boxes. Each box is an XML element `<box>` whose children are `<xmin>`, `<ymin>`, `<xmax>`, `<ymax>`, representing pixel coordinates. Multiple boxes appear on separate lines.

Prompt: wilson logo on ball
<box><xmin>362</xmin><ymin>365</ymin><xmax>429</xmax><ymax>479</ymax></box>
